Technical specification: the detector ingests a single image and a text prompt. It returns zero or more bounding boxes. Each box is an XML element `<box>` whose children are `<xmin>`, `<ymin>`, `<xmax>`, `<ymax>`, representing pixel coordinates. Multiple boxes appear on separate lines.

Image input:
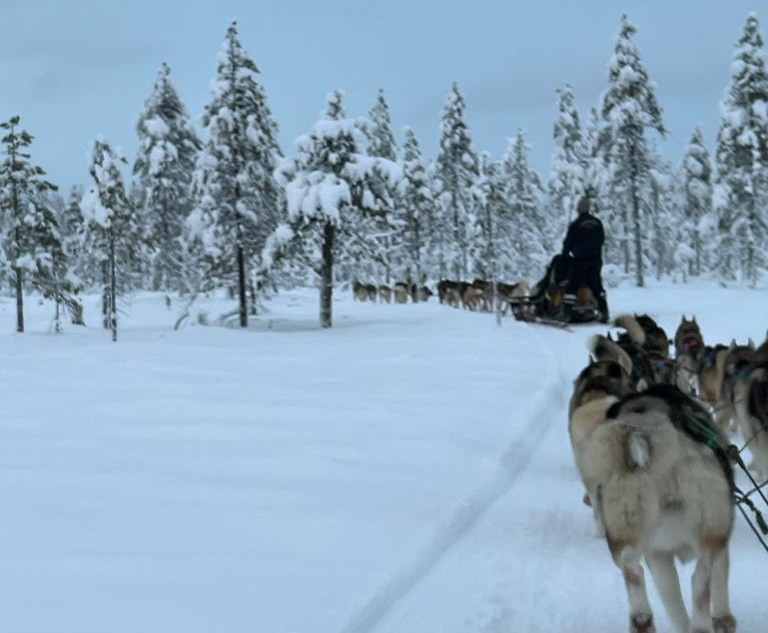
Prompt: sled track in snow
<box><xmin>337</xmin><ymin>327</ymin><xmax>566</xmax><ymax>633</ymax></box>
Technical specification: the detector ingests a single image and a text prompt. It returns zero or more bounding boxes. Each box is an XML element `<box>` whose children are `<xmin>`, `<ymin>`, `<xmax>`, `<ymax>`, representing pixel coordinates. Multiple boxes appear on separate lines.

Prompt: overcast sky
<box><xmin>0</xmin><ymin>1</ymin><xmax>762</xmax><ymax>191</ymax></box>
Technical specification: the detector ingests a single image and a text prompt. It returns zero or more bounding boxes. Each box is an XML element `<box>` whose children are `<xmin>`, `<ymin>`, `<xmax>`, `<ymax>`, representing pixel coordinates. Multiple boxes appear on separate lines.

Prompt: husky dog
<box><xmin>715</xmin><ymin>340</ymin><xmax>756</xmax><ymax>433</ymax></box>
<box><xmin>462</xmin><ymin>284</ymin><xmax>484</xmax><ymax>311</ymax></box>
<box><xmin>581</xmin><ymin>385</ymin><xmax>736</xmax><ymax>633</ymax></box>
<box><xmin>733</xmin><ymin>355</ymin><xmax>768</xmax><ymax>481</ymax></box>
<box><xmin>698</xmin><ymin>344</ymin><xmax>729</xmax><ymax>408</ymax></box>
<box><xmin>352</xmin><ymin>281</ymin><xmax>368</xmax><ymax>301</ymax></box>
<box><xmin>415</xmin><ymin>285</ymin><xmax>433</xmax><ymax>302</ymax></box>
<box><xmin>378</xmin><ymin>285</ymin><xmax>392</xmax><ymax>304</ymax></box>
<box><xmin>591</xmin><ymin>332</ymin><xmax>654</xmax><ymax>390</ymax></box>
<box><xmin>497</xmin><ymin>281</ymin><xmax>529</xmax><ymax>316</ymax></box>
<box><xmin>674</xmin><ymin>316</ymin><xmax>705</xmax><ymax>395</ymax></box>
<box><xmin>393</xmin><ymin>282</ymin><xmax>410</xmax><ymax>304</ymax></box>
<box><xmin>674</xmin><ymin>316</ymin><xmax>704</xmax><ymax>358</ymax></box>
<box><xmin>614</xmin><ymin>314</ymin><xmax>672</xmax><ymax>385</ymax></box>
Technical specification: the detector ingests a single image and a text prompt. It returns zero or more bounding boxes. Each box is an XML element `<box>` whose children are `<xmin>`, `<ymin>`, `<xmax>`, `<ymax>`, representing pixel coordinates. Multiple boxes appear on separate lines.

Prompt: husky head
<box><xmin>674</xmin><ymin>316</ymin><xmax>704</xmax><ymax>358</ymax></box>
<box><xmin>722</xmin><ymin>342</ymin><xmax>756</xmax><ymax>384</ymax></box>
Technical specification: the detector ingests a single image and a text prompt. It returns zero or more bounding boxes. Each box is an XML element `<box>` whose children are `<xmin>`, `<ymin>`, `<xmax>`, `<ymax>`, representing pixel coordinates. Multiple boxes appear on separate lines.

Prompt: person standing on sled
<box><xmin>557</xmin><ymin>195</ymin><xmax>609</xmax><ymax>323</ymax></box>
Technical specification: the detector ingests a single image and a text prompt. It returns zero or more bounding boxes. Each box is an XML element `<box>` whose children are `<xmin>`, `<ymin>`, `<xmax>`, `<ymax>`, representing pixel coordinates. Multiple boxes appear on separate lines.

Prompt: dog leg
<box><xmin>690</xmin><ymin>547</ymin><xmax>715</xmax><ymax>633</ymax></box>
<box><xmin>710</xmin><ymin>546</ymin><xmax>736</xmax><ymax>633</ymax></box>
<box><xmin>618</xmin><ymin>555</ymin><xmax>655</xmax><ymax>633</ymax></box>
<box><xmin>646</xmin><ymin>552</ymin><xmax>689</xmax><ymax>633</ymax></box>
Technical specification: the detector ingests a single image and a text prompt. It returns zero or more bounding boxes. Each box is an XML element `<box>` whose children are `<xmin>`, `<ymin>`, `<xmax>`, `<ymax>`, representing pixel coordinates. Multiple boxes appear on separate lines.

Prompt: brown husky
<box><xmin>581</xmin><ymin>385</ymin><xmax>736</xmax><ymax>633</ymax></box>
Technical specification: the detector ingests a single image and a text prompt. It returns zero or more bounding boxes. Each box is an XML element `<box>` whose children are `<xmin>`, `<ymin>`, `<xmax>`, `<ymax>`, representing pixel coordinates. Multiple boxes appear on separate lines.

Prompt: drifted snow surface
<box><xmin>1</xmin><ymin>282</ymin><xmax>766</xmax><ymax>632</ymax></box>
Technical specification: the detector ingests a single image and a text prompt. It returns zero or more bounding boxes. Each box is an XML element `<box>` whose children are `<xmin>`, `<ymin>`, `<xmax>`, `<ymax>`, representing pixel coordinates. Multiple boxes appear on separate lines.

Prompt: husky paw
<box><xmin>712</xmin><ymin>613</ymin><xmax>737</xmax><ymax>633</ymax></box>
<box><xmin>629</xmin><ymin>613</ymin><xmax>655</xmax><ymax>633</ymax></box>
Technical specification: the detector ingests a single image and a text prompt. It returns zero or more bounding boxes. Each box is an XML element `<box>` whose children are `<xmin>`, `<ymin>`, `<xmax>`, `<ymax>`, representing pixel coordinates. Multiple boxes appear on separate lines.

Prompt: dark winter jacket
<box><xmin>561</xmin><ymin>212</ymin><xmax>605</xmax><ymax>260</ymax></box>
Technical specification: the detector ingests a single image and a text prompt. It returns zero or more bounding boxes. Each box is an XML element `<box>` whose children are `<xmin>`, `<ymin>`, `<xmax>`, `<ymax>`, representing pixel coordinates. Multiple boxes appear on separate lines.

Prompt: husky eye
<box><xmin>632</xmin><ymin>405</ymin><xmax>647</xmax><ymax>414</ymax></box>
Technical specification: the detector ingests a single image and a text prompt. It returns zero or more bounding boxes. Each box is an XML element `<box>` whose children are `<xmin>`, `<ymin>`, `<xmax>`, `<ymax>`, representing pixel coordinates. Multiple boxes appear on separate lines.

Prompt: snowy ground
<box><xmin>0</xmin><ymin>282</ymin><xmax>766</xmax><ymax>633</ymax></box>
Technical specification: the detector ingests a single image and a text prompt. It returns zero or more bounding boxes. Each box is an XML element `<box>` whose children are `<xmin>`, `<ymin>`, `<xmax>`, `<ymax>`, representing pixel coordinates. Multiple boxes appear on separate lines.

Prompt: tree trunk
<box><xmin>110</xmin><ymin>236</ymin><xmax>117</xmax><ymax>342</ymax></box>
<box><xmin>237</xmin><ymin>243</ymin><xmax>248</xmax><ymax>327</ymax></box>
<box><xmin>320</xmin><ymin>220</ymin><xmax>335</xmax><ymax>328</ymax></box>
<box><xmin>102</xmin><ymin>260</ymin><xmax>110</xmax><ymax>329</ymax></box>
<box><xmin>630</xmin><ymin>142</ymin><xmax>644</xmax><ymax>287</ymax></box>
<box><xmin>14</xmin><ymin>267</ymin><xmax>23</xmax><ymax>333</ymax></box>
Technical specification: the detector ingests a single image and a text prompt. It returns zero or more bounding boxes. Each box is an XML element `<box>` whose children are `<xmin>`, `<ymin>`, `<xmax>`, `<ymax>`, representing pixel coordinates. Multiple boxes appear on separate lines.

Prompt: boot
<box><xmin>555</xmin><ymin>296</ymin><xmax>575</xmax><ymax>323</ymax></box>
<box><xmin>597</xmin><ymin>294</ymin><xmax>609</xmax><ymax>324</ymax></box>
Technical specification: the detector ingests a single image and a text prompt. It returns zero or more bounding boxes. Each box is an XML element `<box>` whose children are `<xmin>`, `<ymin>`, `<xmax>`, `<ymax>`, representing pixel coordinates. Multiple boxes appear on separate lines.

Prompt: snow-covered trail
<box><xmin>355</xmin><ymin>284</ymin><xmax>768</xmax><ymax>633</ymax></box>
<box><xmin>0</xmin><ymin>283</ymin><xmax>766</xmax><ymax>633</ymax></box>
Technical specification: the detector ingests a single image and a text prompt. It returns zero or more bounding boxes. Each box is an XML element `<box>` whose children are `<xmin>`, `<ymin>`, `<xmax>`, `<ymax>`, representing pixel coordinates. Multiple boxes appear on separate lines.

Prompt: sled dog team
<box><xmin>568</xmin><ymin>313</ymin><xmax>768</xmax><ymax>633</ymax></box>
<box><xmin>353</xmin><ymin>278</ymin><xmax>528</xmax><ymax>313</ymax></box>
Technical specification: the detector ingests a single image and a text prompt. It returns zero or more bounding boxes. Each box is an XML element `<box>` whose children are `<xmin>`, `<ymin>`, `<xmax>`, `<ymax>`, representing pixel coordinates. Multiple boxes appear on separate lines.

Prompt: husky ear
<box><xmin>681</xmin><ymin>315</ymin><xmax>688</xmax><ymax>324</ymax></box>
<box><xmin>692</xmin><ymin>315</ymin><xmax>697</xmax><ymax>324</ymax></box>
<box><xmin>730</xmin><ymin>339</ymin><xmax>737</xmax><ymax>350</ymax></box>
<box><xmin>749</xmin><ymin>338</ymin><xmax>756</xmax><ymax>350</ymax></box>
<box><xmin>636</xmin><ymin>378</ymin><xmax>649</xmax><ymax>392</ymax></box>
<box><xmin>607</xmin><ymin>332</ymin><xmax>613</xmax><ymax>341</ymax></box>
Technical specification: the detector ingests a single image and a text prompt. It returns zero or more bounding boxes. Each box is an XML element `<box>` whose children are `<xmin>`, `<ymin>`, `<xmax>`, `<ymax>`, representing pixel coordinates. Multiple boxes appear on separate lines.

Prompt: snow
<box><xmin>1</xmin><ymin>283</ymin><xmax>767</xmax><ymax>633</ymax></box>
<box><xmin>144</xmin><ymin>116</ymin><xmax>170</xmax><ymax>138</ymax></box>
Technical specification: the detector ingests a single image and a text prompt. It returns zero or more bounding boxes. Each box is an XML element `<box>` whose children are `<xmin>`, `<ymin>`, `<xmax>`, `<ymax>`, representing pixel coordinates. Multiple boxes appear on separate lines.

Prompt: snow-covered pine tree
<box><xmin>187</xmin><ymin>21</ymin><xmax>282</xmax><ymax>326</ymax></box>
<box><xmin>548</xmin><ymin>85</ymin><xmax>586</xmax><ymax>235</ymax></box>
<box><xmin>582</xmin><ymin>106</ymin><xmax>619</xmax><ymax>263</ymax></box>
<box><xmin>264</xmin><ymin>90</ymin><xmax>400</xmax><ymax>328</ymax></box>
<box><xmin>502</xmin><ymin>130</ymin><xmax>548</xmax><ymax>281</ymax></box>
<box><xmin>471</xmin><ymin>153</ymin><xmax>509</xmax><ymax>284</ymax></box>
<box><xmin>59</xmin><ymin>185</ymin><xmax>89</xmax><ymax>284</ymax></box>
<box><xmin>33</xmin><ymin>192</ymin><xmax>83</xmax><ymax>331</ymax></box>
<box><xmin>435</xmin><ymin>82</ymin><xmax>478</xmax><ymax>280</ymax></box>
<box><xmin>714</xmin><ymin>12</ymin><xmax>768</xmax><ymax>285</ymax></box>
<box><xmin>81</xmin><ymin>136</ymin><xmax>143</xmax><ymax>341</ymax></box>
<box><xmin>400</xmin><ymin>127</ymin><xmax>436</xmax><ymax>293</ymax></box>
<box><xmin>367</xmin><ymin>89</ymin><xmax>401</xmax><ymax>284</ymax></box>
<box><xmin>600</xmin><ymin>15</ymin><xmax>666</xmax><ymax>287</ymax></box>
<box><xmin>0</xmin><ymin>116</ymin><xmax>60</xmax><ymax>332</ymax></box>
<box><xmin>680</xmin><ymin>127</ymin><xmax>713</xmax><ymax>277</ymax></box>
<box><xmin>134</xmin><ymin>62</ymin><xmax>201</xmax><ymax>294</ymax></box>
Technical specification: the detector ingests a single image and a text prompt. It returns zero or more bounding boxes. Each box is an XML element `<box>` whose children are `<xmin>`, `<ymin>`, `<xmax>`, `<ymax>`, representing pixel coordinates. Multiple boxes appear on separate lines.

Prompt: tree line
<box><xmin>1</xmin><ymin>14</ymin><xmax>767</xmax><ymax>333</ymax></box>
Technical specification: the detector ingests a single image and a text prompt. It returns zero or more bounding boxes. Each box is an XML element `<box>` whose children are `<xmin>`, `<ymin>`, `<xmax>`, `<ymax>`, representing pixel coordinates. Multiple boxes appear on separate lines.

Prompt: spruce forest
<box><xmin>3</xmin><ymin>14</ymin><xmax>767</xmax><ymax>333</ymax></box>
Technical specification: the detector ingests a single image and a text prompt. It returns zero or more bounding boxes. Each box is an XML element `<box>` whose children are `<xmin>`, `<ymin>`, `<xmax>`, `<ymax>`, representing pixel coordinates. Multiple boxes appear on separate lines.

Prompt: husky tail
<box><xmin>627</xmin><ymin>430</ymin><xmax>651</xmax><ymax>469</ymax></box>
<box><xmin>614</xmin><ymin>314</ymin><xmax>647</xmax><ymax>346</ymax></box>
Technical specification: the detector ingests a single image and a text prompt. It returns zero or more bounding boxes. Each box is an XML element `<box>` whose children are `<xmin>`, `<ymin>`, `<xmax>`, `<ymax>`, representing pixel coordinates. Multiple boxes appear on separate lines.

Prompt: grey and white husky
<box><xmin>580</xmin><ymin>385</ymin><xmax>736</xmax><ymax>633</ymax></box>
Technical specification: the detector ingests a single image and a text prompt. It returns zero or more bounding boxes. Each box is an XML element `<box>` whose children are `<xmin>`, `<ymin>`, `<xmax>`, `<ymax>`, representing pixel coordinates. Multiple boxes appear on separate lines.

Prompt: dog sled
<box><xmin>507</xmin><ymin>254</ymin><xmax>602</xmax><ymax>327</ymax></box>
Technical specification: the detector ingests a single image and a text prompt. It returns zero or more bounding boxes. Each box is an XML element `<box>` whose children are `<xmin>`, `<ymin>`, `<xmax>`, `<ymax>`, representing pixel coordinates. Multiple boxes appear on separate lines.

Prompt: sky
<box><xmin>0</xmin><ymin>1</ymin><xmax>762</xmax><ymax>192</ymax></box>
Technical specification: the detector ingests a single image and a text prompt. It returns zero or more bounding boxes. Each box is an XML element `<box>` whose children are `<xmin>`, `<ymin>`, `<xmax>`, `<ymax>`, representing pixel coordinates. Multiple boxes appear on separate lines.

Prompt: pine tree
<box><xmin>400</xmin><ymin>127</ymin><xmax>436</xmax><ymax>291</ymax></box>
<box><xmin>0</xmin><ymin>116</ymin><xmax>60</xmax><ymax>332</ymax></box>
<box><xmin>681</xmin><ymin>127</ymin><xmax>713</xmax><ymax>276</ymax></box>
<box><xmin>188</xmin><ymin>21</ymin><xmax>282</xmax><ymax>326</ymax></box>
<box><xmin>435</xmin><ymin>82</ymin><xmax>478</xmax><ymax>279</ymax></box>
<box><xmin>471</xmin><ymin>153</ymin><xmax>513</xmax><ymax>284</ymax></box>
<box><xmin>134</xmin><ymin>62</ymin><xmax>201</xmax><ymax>293</ymax></box>
<box><xmin>367</xmin><ymin>89</ymin><xmax>400</xmax><ymax>283</ymax></box>
<box><xmin>714</xmin><ymin>12</ymin><xmax>768</xmax><ymax>284</ymax></box>
<box><xmin>35</xmin><ymin>191</ymin><xmax>84</xmax><ymax>331</ymax></box>
<box><xmin>548</xmin><ymin>85</ymin><xmax>585</xmax><ymax>232</ymax></box>
<box><xmin>264</xmin><ymin>90</ymin><xmax>400</xmax><ymax>328</ymax></box>
<box><xmin>600</xmin><ymin>15</ymin><xmax>666</xmax><ymax>286</ymax></box>
<box><xmin>81</xmin><ymin>137</ymin><xmax>143</xmax><ymax>341</ymax></box>
<box><xmin>60</xmin><ymin>185</ymin><xmax>88</xmax><ymax>284</ymax></box>
<box><xmin>502</xmin><ymin>130</ymin><xmax>548</xmax><ymax>280</ymax></box>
